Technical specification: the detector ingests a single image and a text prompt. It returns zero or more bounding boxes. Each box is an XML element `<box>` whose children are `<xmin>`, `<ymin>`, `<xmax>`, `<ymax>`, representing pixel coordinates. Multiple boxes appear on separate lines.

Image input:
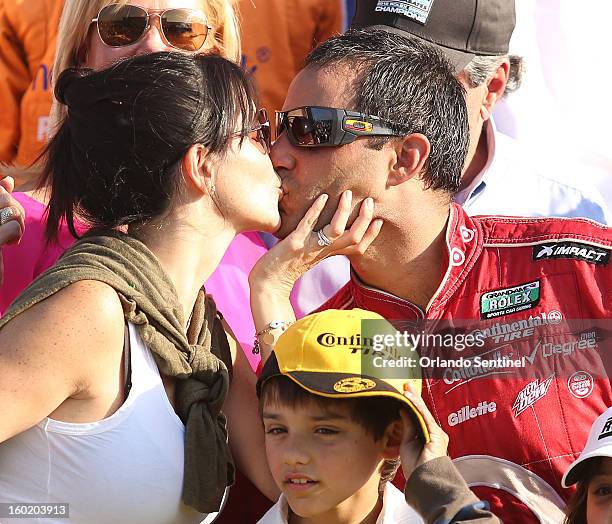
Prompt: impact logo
<box><xmin>333</xmin><ymin>377</ymin><xmax>376</xmax><ymax>393</ymax></box>
<box><xmin>512</xmin><ymin>374</ymin><xmax>554</xmax><ymax>417</ymax></box>
<box><xmin>567</xmin><ymin>371</ymin><xmax>594</xmax><ymax>399</ymax></box>
<box><xmin>374</xmin><ymin>0</ymin><xmax>436</xmax><ymax>25</ymax></box>
<box><xmin>533</xmin><ymin>242</ymin><xmax>610</xmax><ymax>266</ymax></box>
<box><xmin>344</xmin><ymin>120</ymin><xmax>373</xmax><ymax>133</ymax></box>
<box><xmin>480</xmin><ymin>281</ymin><xmax>540</xmax><ymax>320</ymax></box>
<box><xmin>599</xmin><ymin>417</ymin><xmax>612</xmax><ymax>440</ymax></box>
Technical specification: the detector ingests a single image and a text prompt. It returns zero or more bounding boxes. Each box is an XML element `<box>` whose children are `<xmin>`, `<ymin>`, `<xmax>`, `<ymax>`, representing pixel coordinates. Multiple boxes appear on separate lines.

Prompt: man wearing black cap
<box><xmin>350</xmin><ymin>0</ymin><xmax>610</xmax><ymax>223</ymax></box>
<box><xmin>264</xmin><ymin>21</ymin><xmax>611</xmax><ymax>523</ymax></box>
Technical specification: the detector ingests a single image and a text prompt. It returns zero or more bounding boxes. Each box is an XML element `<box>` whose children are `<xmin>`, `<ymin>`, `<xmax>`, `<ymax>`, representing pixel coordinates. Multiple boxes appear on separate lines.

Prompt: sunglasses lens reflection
<box><xmin>162</xmin><ymin>9</ymin><xmax>209</xmax><ymax>51</ymax></box>
<box><xmin>289</xmin><ymin>116</ymin><xmax>316</xmax><ymax>145</ymax></box>
<box><xmin>98</xmin><ymin>5</ymin><xmax>148</xmax><ymax>47</ymax></box>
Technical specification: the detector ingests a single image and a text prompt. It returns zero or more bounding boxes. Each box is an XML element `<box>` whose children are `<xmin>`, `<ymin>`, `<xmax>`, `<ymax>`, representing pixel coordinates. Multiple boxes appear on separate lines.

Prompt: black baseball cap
<box><xmin>351</xmin><ymin>0</ymin><xmax>516</xmax><ymax>71</ymax></box>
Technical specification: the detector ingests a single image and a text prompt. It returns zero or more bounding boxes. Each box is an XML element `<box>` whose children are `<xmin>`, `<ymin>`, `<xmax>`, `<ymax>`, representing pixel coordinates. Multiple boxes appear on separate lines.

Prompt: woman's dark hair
<box><xmin>42</xmin><ymin>51</ymin><xmax>258</xmax><ymax>242</ymax></box>
<box><xmin>564</xmin><ymin>457</ymin><xmax>602</xmax><ymax>524</ymax></box>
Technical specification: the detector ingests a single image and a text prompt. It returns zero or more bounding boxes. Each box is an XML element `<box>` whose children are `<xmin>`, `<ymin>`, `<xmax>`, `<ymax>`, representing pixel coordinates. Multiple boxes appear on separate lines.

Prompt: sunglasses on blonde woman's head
<box><xmin>92</xmin><ymin>4</ymin><xmax>211</xmax><ymax>51</ymax></box>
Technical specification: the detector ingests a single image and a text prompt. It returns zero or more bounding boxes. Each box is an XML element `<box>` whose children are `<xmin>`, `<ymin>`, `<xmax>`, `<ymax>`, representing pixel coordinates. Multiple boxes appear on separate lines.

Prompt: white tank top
<box><xmin>0</xmin><ymin>323</ymin><xmax>213</xmax><ymax>524</ymax></box>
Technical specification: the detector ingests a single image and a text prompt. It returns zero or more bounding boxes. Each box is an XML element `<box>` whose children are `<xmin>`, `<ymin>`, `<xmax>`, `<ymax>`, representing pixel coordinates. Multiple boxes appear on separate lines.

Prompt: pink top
<box><xmin>0</xmin><ymin>192</ymin><xmax>81</xmax><ymax>314</ymax></box>
<box><xmin>0</xmin><ymin>192</ymin><xmax>268</xmax><ymax>369</ymax></box>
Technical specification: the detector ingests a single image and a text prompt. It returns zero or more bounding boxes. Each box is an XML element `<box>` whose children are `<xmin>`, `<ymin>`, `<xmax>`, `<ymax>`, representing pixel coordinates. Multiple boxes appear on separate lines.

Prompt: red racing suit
<box><xmin>319</xmin><ymin>203</ymin><xmax>612</xmax><ymax>523</ymax></box>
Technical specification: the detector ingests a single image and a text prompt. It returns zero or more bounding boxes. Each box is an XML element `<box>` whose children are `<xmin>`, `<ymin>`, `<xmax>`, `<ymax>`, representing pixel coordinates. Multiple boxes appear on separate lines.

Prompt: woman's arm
<box><xmin>0</xmin><ymin>280</ymin><xmax>124</xmax><ymax>442</ymax></box>
<box><xmin>222</xmin><ymin>322</ymin><xmax>279</xmax><ymax>501</ymax></box>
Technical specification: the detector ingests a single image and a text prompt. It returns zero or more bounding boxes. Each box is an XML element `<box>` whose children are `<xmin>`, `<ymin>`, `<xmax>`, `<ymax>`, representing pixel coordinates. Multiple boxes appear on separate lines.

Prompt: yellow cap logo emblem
<box><xmin>333</xmin><ymin>377</ymin><xmax>376</xmax><ymax>393</ymax></box>
<box><xmin>345</xmin><ymin>120</ymin><xmax>373</xmax><ymax>133</ymax></box>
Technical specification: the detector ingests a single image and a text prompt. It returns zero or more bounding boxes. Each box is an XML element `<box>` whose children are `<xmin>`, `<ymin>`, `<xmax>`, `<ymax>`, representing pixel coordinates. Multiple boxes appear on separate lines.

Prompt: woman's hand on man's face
<box><xmin>249</xmin><ymin>190</ymin><xmax>383</xmax><ymax>296</ymax></box>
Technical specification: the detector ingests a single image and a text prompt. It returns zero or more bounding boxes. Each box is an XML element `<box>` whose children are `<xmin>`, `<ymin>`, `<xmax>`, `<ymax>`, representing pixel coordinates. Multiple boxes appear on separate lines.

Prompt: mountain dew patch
<box><xmin>480</xmin><ymin>280</ymin><xmax>540</xmax><ymax>320</ymax></box>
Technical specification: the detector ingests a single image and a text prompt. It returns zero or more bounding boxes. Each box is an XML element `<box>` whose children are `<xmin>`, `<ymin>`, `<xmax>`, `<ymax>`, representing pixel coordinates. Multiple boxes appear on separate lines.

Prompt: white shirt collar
<box><xmin>454</xmin><ymin>118</ymin><xmax>497</xmax><ymax>206</ymax></box>
<box><xmin>257</xmin><ymin>483</ymin><xmax>423</xmax><ymax>524</ymax></box>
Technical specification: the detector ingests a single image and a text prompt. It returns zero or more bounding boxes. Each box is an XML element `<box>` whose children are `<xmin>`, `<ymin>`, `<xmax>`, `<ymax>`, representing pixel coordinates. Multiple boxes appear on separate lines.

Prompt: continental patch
<box><xmin>480</xmin><ymin>281</ymin><xmax>540</xmax><ymax>320</ymax></box>
<box><xmin>374</xmin><ymin>0</ymin><xmax>436</xmax><ymax>25</ymax></box>
<box><xmin>344</xmin><ymin>119</ymin><xmax>373</xmax><ymax>133</ymax></box>
<box><xmin>333</xmin><ymin>377</ymin><xmax>376</xmax><ymax>393</ymax></box>
<box><xmin>532</xmin><ymin>241</ymin><xmax>610</xmax><ymax>266</ymax></box>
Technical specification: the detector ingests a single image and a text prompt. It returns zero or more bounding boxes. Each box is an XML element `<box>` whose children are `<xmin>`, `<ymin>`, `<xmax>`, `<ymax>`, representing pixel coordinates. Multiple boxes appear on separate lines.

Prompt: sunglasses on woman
<box><xmin>92</xmin><ymin>4</ymin><xmax>211</xmax><ymax>51</ymax></box>
<box><xmin>236</xmin><ymin>108</ymin><xmax>271</xmax><ymax>154</ymax></box>
<box><xmin>275</xmin><ymin>106</ymin><xmax>407</xmax><ymax>148</ymax></box>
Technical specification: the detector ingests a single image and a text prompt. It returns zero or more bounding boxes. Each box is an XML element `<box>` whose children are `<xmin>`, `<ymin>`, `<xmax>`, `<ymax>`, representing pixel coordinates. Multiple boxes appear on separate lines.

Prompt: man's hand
<box><xmin>399</xmin><ymin>383</ymin><xmax>450</xmax><ymax>481</ymax></box>
<box><xmin>0</xmin><ymin>176</ymin><xmax>26</xmax><ymax>285</ymax></box>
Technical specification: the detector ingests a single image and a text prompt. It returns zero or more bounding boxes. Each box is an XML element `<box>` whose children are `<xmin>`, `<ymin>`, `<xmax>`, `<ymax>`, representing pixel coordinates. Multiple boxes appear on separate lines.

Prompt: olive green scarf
<box><xmin>0</xmin><ymin>230</ymin><xmax>234</xmax><ymax>513</ymax></box>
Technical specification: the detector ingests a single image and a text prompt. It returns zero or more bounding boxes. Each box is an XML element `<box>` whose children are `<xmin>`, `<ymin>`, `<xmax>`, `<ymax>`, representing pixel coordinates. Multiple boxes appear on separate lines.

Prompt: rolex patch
<box><xmin>374</xmin><ymin>0</ymin><xmax>436</xmax><ymax>25</ymax></box>
<box><xmin>533</xmin><ymin>241</ymin><xmax>610</xmax><ymax>266</ymax></box>
<box><xmin>480</xmin><ymin>281</ymin><xmax>540</xmax><ymax>320</ymax></box>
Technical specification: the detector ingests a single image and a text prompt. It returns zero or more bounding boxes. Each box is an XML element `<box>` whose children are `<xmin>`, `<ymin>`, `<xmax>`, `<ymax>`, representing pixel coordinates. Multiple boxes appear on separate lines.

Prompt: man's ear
<box><xmin>480</xmin><ymin>60</ymin><xmax>509</xmax><ymax>121</ymax></box>
<box><xmin>181</xmin><ymin>144</ymin><xmax>215</xmax><ymax>197</ymax></box>
<box><xmin>381</xmin><ymin>419</ymin><xmax>404</xmax><ymax>459</ymax></box>
<box><xmin>388</xmin><ymin>133</ymin><xmax>430</xmax><ymax>187</ymax></box>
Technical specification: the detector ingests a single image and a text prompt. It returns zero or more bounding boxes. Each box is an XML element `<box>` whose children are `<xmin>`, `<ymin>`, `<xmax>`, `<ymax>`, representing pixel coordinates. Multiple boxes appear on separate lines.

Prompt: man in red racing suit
<box><xmin>269</xmin><ymin>29</ymin><xmax>612</xmax><ymax>523</ymax></box>
<box><xmin>319</xmin><ymin>202</ymin><xmax>612</xmax><ymax>523</ymax></box>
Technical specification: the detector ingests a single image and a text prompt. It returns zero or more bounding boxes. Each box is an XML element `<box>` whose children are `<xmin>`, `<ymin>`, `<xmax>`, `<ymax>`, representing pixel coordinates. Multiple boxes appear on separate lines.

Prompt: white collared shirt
<box><xmin>455</xmin><ymin>120</ymin><xmax>611</xmax><ymax>224</ymax></box>
<box><xmin>257</xmin><ymin>482</ymin><xmax>424</xmax><ymax>524</ymax></box>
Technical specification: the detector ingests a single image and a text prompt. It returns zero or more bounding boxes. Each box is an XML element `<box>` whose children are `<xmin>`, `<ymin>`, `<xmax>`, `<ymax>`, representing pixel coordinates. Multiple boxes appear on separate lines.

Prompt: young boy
<box><xmin>256</xmin><ymin>308</ymin><xmax>498</xmax><ymax>524</ymax></box>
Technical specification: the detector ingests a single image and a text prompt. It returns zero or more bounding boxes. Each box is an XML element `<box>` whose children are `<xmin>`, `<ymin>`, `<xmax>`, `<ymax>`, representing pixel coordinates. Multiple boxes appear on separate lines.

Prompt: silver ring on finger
<box><xmin>316</xmin><ymin>228</ymin><xmax>333</xmax><ymax>247</ymax></box>
<box><xmin>0</xmin><ymin>207</ymin><xmax>15</xmax><ymax>226</ymax></box>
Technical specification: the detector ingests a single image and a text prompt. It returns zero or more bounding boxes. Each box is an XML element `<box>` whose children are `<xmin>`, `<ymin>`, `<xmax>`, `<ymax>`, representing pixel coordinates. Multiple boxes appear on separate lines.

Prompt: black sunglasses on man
<box><xmin>275</xmin><ymin>106</ymin><xmax>408</xmax><ymax>148</ymax></box>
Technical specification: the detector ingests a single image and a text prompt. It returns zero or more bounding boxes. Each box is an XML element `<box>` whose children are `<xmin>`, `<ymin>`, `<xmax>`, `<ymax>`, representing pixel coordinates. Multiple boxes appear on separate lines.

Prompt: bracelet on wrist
<box><xmin>252</xmin><ymin>320</ymin><xmax>293</xmax><ymax>355</ymax></box>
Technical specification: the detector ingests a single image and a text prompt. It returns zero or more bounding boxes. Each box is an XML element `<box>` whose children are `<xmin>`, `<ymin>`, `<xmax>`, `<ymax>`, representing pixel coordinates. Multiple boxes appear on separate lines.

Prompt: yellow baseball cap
<box><xmin>257</xmin><ymin>308</ymin><xmax>430</xmax><ymax>443</ymax></box>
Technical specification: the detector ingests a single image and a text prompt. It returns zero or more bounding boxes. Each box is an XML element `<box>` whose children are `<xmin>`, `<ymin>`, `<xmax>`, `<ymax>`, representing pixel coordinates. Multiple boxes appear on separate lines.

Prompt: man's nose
<box><xmin>270</xmin><ymin>132</ymin><xmax>296</xmax><ymax>173</ymax></box>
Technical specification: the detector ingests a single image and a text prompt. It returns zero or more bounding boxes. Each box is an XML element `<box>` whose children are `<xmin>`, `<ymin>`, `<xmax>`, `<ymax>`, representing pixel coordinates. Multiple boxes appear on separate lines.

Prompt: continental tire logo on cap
<box><xmin>333</xmin><ymin>377</ymin><xmax>376</xmax><ymax>393</ymax></box>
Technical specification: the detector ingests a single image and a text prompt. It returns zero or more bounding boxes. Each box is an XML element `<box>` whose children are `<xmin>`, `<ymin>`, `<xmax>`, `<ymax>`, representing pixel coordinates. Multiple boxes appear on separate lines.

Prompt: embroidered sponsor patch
<box><xmin>567</xmin><ymin>371</ymin><xmax>594</xmax><ymax>399</ymax></box>
<box><xmin>374</xmin><ymin>0</ymin><xmax>436</xmax><ymax>25</ymax></box>
<box><xmin>532</xmin><ymin>241</ymin><xmax>610</xmax><ymax>266</ymax></box>
<box><xmin>447</xmin><ymin>400</ymin><xmax>496</xmax><ymax>427</ymax></box>
<box><xmin>512</xmin><ymin>374</ymin><xmax>554</xmax><ymax>417</ymax></box>
<box><xmin>333</xmin><ymin>377</ymin><xmax>376</xmax><ymax>393</ymax></box>
<box><xmin>480</xmin><ymin>281</ymin><xmax>540</xmax><ymax>320</ymax></box>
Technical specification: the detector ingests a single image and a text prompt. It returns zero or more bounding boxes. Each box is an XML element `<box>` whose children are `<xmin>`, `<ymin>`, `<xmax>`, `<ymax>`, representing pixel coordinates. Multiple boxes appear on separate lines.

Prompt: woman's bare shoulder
<box><xmin>0</xmin><ymin>279</ymin><xmax>125</xmax><ymax>368</ymax></box>
<box><xmin>0</xmin><ymin>280</ymin><xmax>125</xmax><ymax>441</ymax></box>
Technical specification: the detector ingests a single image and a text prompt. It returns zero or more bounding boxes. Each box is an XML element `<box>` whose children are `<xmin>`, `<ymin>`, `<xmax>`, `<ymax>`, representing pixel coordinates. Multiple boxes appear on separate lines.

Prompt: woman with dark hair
<box><xmin>0</xmin><ymin>51</ymin><xmax>380</xmax><ymax>523</ymax></box>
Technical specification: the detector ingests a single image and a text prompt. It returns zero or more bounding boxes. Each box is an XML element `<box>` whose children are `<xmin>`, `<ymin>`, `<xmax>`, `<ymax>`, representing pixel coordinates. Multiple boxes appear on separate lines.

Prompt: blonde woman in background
<box><xmin>0</xmin><ymin>1</ymin><xmax>271</xmax><ymax>368</ymax></box>
<box><xmin>0</xmin><ymin>0</ymin><xmax>239</xmax><ymax>178</ymax></box>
